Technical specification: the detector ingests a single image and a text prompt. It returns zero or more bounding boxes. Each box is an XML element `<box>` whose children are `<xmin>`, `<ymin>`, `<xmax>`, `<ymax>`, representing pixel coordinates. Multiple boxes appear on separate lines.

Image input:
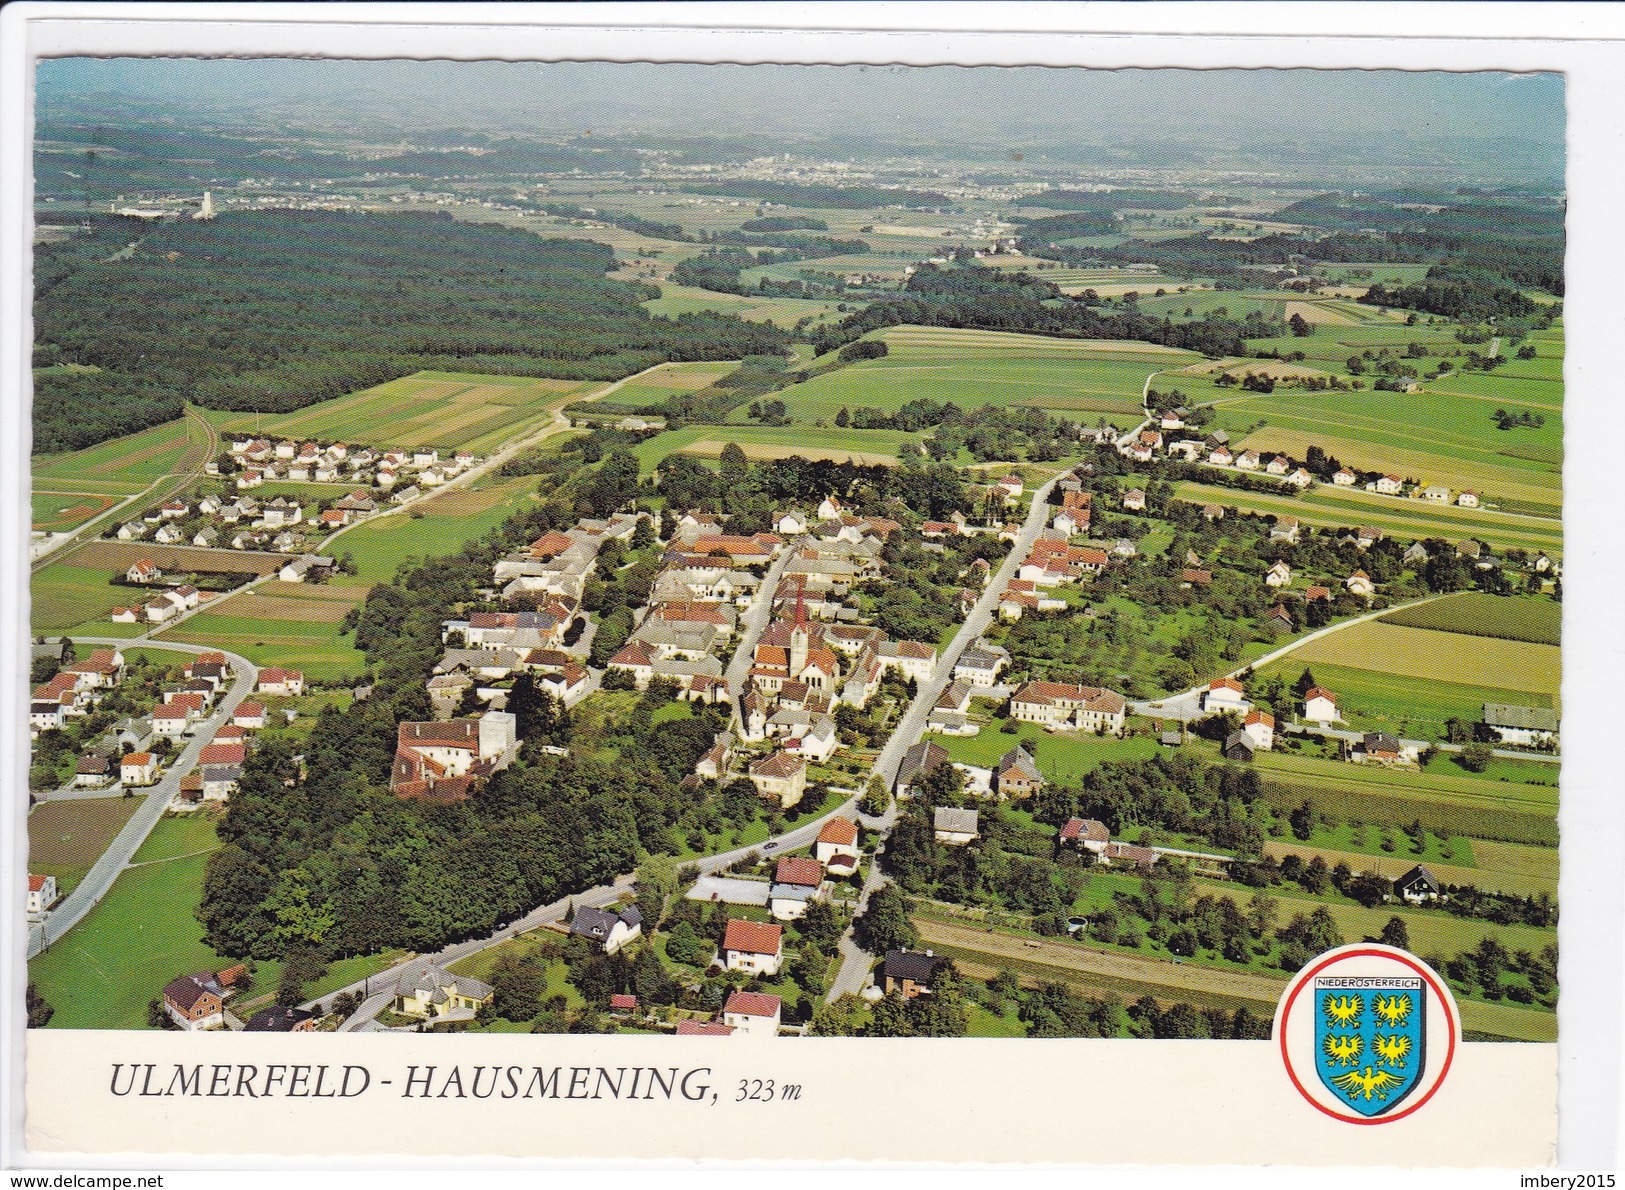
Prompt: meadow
<box><xmin>155</xmin><ymin>610</ymin><xmax>367</xmax><ymax>680</ymax></box>
<box><xmin>628</xmin><ymin>424</ymin><xmax>917</xmax><ymax>472</ymax></box>
<box><xmin>201</xmin><ymin>371</ymin><xmax>598</xmax><ymax>455</ymax></box>
<box><xmin>1275</xmin><ymin>621</ymin><xmax>1559</xmax><ymax>703</ymax></box>
<box><xmin>31</xmin><ymin>562</ymin><xmax>134</xmax><ymax>633</ymax></box>
<box><xmin>328</xmin><ymin>477</ymin><xmax>542</xmax><ymax>581</ymax></box>
<box><xmin>925</xmin><ymin>724</ymin><xmax>1162</xmax><ymax>782</ymax></box>
<box><xmin>773</xmin><ymin>325</ymin><xmax>1198</xmax><ymax>423</ymax></box>
<box><xmin>33</xmin><ymin>415</ymin><xmax>203</xmax><ymax>494</ymax></box>
<box><xmin>641</xmin><ymin>283</ymin><xmax>847</xmax><ymax>329</ymax></box>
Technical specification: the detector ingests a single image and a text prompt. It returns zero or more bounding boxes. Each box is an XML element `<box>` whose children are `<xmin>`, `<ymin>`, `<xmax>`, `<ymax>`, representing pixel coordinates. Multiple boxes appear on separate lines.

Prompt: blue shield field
<box><xmin>1314</xmin><ymin>977</ymin><xmax>1427</xmax><ymax>1118</ymax></box>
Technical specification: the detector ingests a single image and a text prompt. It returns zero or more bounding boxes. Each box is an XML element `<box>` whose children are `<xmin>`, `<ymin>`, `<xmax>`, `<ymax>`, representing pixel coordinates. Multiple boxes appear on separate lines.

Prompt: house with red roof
<box><xmin>1202</xmin><ymin>677</ymin><xmax>1251</xmax><ymax>715</ymax></box>
<box><xmin>257</xmin><ymin>668</ymin><xmax>304</xmax><ymax>697</ymax></box>
<box><xmin>1242</xmin><ymin>709</ymin><xmax>1275</xmax><ymax>751</ymax></box>
<box><xmin>120</xmin><ymin>752</ymin><xmax>158</xmax><ymax>786</ymax></box>
<box><xmin>1303</xmin><ymin>687</ymin><xmax>1341</xmax><ymax>723</ymax></box>
<box><xmin>391</xmin><ymin>712</ymin><xmax>520</xmax><ymax>802</ymax></box>
<box><xmin>748</xmin><ymin>749</ymin><xmax>807</xmax><ymax>809</ymax></box>
<box><xmin>722</xmin><ymin>919</ymin><xmax>784</xmax><ymax>977</ymax></box>
<box><xmin>1009</xmin><ymin>680</ymin><xmax>1127</xmax><ymax>734</ymax></box>
<box><xmin>721</xmin><ymin>990</ymin><xmax>781</xmax><ymax>1036</ymax></box>
<box><xmin>233</xmin><ymin>701</ymin><xmax>267</xmax><ymax>729</ymax></box>
<box><xmin>27</xmin><ymin>874</ymin><xmax>57</xmax><ymax>918</ymax></box>
<box><xmin>814</xmin><ymin>816</ymin><xmax>860</xmax><ymax>871</ymax></box>
<box><xmin>769</xmin><ymin>855</ymin><xmax>827</xmax><ymax>922</ymax></box>
<box><xmin>1059</xmin><ymin>817</ymin><xmax>1111</xmax><ymax>855</ymax></box>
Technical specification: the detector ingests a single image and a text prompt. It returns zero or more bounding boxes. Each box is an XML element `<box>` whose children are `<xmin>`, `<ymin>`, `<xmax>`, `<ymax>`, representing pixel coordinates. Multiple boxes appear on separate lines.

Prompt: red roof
<box><xmin>773</xmin><ymin>856</ymin><xmax>824</xmax><ymax>888</ymax></box>
<box><xmin>1209</xmin><ymin>677</ymin><xmax>1244</xmax><ymax>693</ymax></box>
<box><xmin>816</xmin><ymin>817</ymin><xmax>858</xmax><ymax>847</ymax></box>
<box><xmin>723</xmin><ymin>990</ymin><xmax>781</xmax><ymax>1018</ymax></box>
<box><xmin>234</xmin><ymin>701</ymin><xmax>266</xmax><ymax>719</ymax></box>
<box><xmin>260</xmin><ymin>668</ymin><xmax>303</xmax><ymax>685</ymax></box>
<box><xmin>1243</xmin><ymin>710</ymin><xmax>1275</xmax><ymax>728</ymax></box>
<box><xmin>1305</xmin><ymin>686</ymin><xmax>1338</xmax><ymax>703</ymax></box>
<box><xmin>200</xmin><ymin>742</ymin><xmax>247</xmax><ymax>766</ymax></box>
<box><xmin>723</xmin><ymin>919</ymin><xmax>783</xmax><ymax>956</ymax></box>
<box><xmin>676</xmin><ymin>1019</ymin><xmax>734</xmax><ymax>1036</ymax></box>
<box><xmin>29</xmin><ymin>874</ymin><xmax>47</xmax><ymax>891</ymax></box>
<box><xmin>609</xmin><ymin>993</ymin><xmax>639</xmax><ymax>1010</ymax></box>
<box><xmin>123</xmin><ymin>751</ymin><xmax>153</xmax><ymax>766</ymax></box>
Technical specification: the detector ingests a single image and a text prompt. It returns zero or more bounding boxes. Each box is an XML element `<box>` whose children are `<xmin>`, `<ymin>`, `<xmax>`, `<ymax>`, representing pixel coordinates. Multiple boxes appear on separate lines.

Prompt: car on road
<box><xmin>763</xmin><ymin>841</ymin><xmax>779</xmax><ymax>850</ymax></box>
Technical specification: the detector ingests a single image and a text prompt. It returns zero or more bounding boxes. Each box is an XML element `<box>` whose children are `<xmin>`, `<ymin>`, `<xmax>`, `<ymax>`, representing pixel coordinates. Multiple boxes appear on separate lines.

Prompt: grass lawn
<box><xmin>155</xmin><ymin>613</ymin><xmax>367</xmax><ymax>681</ymax></box>
<box><xmin>28</xmin><ymin>798</ymin><xmax>142</xmax><ymax>897</ymax></box>
<box><xmin>448</xmin><ymin>932</ymin><xmax>583</xmax><ymax>1009</ymax></box>
<box><xmin>773</xmin><ymin>325</ymin><xmax>1196</xmax><ymax>423</ymax></box>
<box><xmin>927</xmin><ymin>724</ymin><xmax>1161</xmax><ymax>782</ymax></box>
<box><xmin>129</xmin><ymin>812</ymin><xmax>222</xmax><ymax>864</ymax></box>
<box><xmin>32</xmin><ymin>489</ymin><xmax>122</xmax><ymax>533</ymax></box>
<box><xmin>1257</xmin><ymin>662</ymin><xmax>1552</xmax><ymax>742</ymax></box>
<box><xmin>650</xmin><ymin>700</ymin><xmax>696</xmax><ymax>726</ymax></box>
<box><xmin>965</xmin><ymin>1001</ymin><xmax>1030</xmax><ymax>1037</ymax></box>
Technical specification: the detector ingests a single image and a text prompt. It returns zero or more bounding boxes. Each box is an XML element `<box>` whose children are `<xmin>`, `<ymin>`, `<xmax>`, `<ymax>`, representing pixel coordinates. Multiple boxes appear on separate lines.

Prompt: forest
<box><xmin>31</xmin><ymin>210</ymin><xmax>788</xmax><ymax>453</ymax></box>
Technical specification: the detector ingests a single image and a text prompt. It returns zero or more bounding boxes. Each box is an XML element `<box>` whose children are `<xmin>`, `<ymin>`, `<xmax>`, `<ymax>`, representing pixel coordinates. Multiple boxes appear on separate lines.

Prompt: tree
<box><xmin>490</xmin><ymin>952</ymin><xmax>546</xmax><ymax>1021</ymax></box>
<box><xmin>719</xmin><ymin>442</ymin><xmax>749</xmax><ymax>485</ymax></box>
<box><xmin>1456</xmin><ymin>742</ymin><xmax>1494</xmax><ymax>773</ymax></box>
<box><xmin>277</xmin><ymin>948</ymin><xmax>328</xmax><ymax>1007</ymax></box>
<box><xmin>1378</xmin><ymin>916</ymin><xmax>1411</xmax><ymax>950</ymax></box>
<box><xmin>26</xmin><ymin>983</ymin><xmax>54</xmax><ymax>1027</ymax></box>
<box><xmin>859</xmin><ymin>776</ymin><xmax>889</xmax><ymax>818</ymax></box>
<box><xmin>852</xmin><ymin>885</ymin><xmax>918</xmax><ymax>955</ymax></box>
<box><xmin>809</xmin><ymin>994</ymin><xmax>864</xmax><ymax>1036</ymax></box>
<box><xmin>1288</xmin><ymin>312</ymin><xmax>1312</xmax><ymax>337</ymax></box>
<box><xmin>146</xmin><ymin>998</ymin><xmax>174</xmax><ymax>1030</ymax></box>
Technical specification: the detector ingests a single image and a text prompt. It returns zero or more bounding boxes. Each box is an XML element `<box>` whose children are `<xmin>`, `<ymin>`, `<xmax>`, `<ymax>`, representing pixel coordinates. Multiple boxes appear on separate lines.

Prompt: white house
<box><xmin>1203</xmin><ymin>677</ymin><xmax>1251</xmax><ymax>715</ymax></box>
<box><xmin>569</xmin><ymin>904</ymin><xmax>643</xmax><ymax>954</ymax></box>
<box><xmin>27</xmin><ymin>874</ymin><xmax>57</xmax><ymax>918</ymax></box>
<box><xmin>722</xmin><ymin>919</ymin><xmax>784</xmax><ymax>977</ymax></box>
<box><xmin>1265</xmin><ymin>560</ymin><xmax>1293</xmax><ymax>588</ymax></box>
<box><xmin>1303</xmin><ymin>687</ymin><xmax>1340</xmax><ymax>723</ymax></box>
<box><xmin>1242</xmin><ymin>709</ymin><xmax>1275</xmax><ymax>751</ymax></box>
<box><xmin>721</xmin><ymin>990</ymin><xmax>781</xmax><ymax>1037</ymax></box>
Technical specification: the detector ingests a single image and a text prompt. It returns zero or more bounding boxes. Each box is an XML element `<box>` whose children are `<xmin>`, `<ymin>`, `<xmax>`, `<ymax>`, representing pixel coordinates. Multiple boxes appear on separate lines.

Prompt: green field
<box><xmin>1381</xmin><ymin>592</ymin><xmax>1560</xmax><ymax>645</ymax></box>
<box><xmin>202</xmin><ymin>371</ymin><xmax>598</xmax><ymax>455</ymax></box>
<box><xmin>628</xmin><ymin>423</ymin><xmax>918</xmax><ymax>472</ymax></box>
<box><xmin>773</xmin><ymin>325</ymin><xmax>1196</xmax><ymax>423</ymax></box>
<box><xmin>1171</xmin><ymin>480</ymin><xmax>1563</xmax><ymax>556</ymax></box>
<box><xmin>926</xmin><ymin>723</ymin><xmax>1161</xmax><ymax>782</ymax></box>
<box><xmin>31</xmin><ymin>563</ymin><xmax>133</xmax><ymax>633</ymax></box>
<box><xmin>331</xmin><ymin>477</ymin><xmax>542</xmax><ymax>581</ymax></box>
<box><xmin>642</xmin><ymin>283</ymin><xmax>848</xmax><ymax>328</ymax></box>
<box><xmin>155</xmin><ymin>612</ymin><xmax>367</xmax><ymax>680</ymax></box>
<box><xmin>34</xmin><ymin>416</ymin><xmax>203</xmax><ymax>494</ymax></box>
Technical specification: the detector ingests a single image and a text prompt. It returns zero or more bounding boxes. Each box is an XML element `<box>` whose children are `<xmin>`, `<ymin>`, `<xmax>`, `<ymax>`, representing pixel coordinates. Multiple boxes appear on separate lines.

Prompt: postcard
<box><xmin>4</xmin><ymin>3</ymin><xmax>1621</xmax><ymax>1171</ymax></box>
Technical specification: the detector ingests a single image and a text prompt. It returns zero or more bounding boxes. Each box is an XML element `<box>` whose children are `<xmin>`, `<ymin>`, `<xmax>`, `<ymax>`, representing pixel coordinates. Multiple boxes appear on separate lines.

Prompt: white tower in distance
<box><xmin>193</xmin><ymin>191</ymin><xmax>216</xmax><ymax>220</ymax></box>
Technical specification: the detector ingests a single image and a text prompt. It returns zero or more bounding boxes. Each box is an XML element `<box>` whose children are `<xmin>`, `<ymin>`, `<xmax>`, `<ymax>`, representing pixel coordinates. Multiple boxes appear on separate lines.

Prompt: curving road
<box><xmin>27</xmin><ymin>637</ymin><xmax>259</xmax><ymax>959</ymax></box>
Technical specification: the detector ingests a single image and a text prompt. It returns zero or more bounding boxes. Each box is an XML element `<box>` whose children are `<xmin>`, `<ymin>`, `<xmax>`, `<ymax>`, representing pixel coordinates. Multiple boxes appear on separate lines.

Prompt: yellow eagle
<box><xmin>1374</xmin><ymin>993</ymin><xmax>1414</xmax><ymax>1028</ymax></box>
<box><xmin>1323</xmin><ymin>994</ymin><xmax>1363</xmax><ymax>1028</ymax></box>
<box><xmin>1373</xmin><ymin>1033</ymin><xmax>1413</xmax><ymax>1068</ymax></box>
<box><xmin>1330</xmin><ymin>1066</ymin><xmax>1406</xmax><ymax>1103</ymax></box>
<box><xmin>1322</xmin><ymin>1033</ymin><xmax>1362</xmax><ymax>1067</ymax></box>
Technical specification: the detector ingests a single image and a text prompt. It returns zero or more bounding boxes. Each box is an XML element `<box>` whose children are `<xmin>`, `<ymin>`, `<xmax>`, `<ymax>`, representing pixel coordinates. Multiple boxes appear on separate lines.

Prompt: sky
<box><xmin>36</xmin><ymin>58</ymin><xmax>1565</xmax><ymax>151</ymax></box>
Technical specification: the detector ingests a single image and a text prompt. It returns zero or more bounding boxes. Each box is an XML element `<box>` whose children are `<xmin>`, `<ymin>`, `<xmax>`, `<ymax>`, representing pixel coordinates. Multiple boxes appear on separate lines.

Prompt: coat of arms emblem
<box><xmin>1276</xmin><ymin>944</ymin><xmax>1458</xmax><ymax>1125</ymax></box>
<box><xmin>1313</xmin><ymin>976</ymin><xmax>1426</xmax><ymax>1118</ymax></box>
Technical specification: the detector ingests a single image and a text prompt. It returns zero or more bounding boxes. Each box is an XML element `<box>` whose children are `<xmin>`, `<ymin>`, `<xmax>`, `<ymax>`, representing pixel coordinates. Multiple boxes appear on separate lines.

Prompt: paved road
<box><xmin>821</xmin><ymin>473</ymin><xmax>1063</xmax><ymax>1000</ymax></box>
<box><xmin>1128</xmin><ymin>592</ymin><xmax>1453</xmax><ymax>724</ymax></box>
<box><xmin>27</xmin><ymin>637</ymin><xmax>260</xmax><ymax>959</ymax></box>
<box><xmin>724</xmin><ymin>540</ymin><xmax>800</xmax><ymax>711</ymax></box>
<box><xmin>1283</xmin><ymin>721</ymin><xmax>1559</xmax><ymax>764</ymax></box>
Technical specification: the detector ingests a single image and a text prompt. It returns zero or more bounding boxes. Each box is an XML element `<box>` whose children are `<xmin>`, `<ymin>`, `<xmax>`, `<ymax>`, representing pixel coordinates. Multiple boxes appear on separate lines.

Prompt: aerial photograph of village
<box><xmin>23</xmin><ymin>60</ymin><xmax>1562</xmax><ymax>1043</ymax></box>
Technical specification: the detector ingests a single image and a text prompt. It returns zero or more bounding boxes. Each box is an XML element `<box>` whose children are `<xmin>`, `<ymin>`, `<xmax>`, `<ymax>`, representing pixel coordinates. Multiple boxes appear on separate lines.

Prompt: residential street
<box><xmin>27</xmin><ymin>637</ymin><xmax>260</xmax><ymax>959</ymax></box>
<box><xmin>723</xmin><ymin>538</ymin><xmax>800</xmax><ymax>704</ymax></box>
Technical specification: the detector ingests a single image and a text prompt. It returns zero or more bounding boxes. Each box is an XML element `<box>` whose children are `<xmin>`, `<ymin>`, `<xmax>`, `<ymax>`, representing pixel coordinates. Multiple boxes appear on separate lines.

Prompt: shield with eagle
<box><xmin>1314</xmin><ymin>975</ymin><xmax>1427</xmax><ymax>1118</ymax></box>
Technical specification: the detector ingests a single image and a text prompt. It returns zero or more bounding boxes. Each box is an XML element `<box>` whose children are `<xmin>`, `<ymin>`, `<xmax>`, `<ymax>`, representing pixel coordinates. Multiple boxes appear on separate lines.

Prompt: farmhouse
<box><xmin>1457</xmin><ymin>490</ymin><xmax>1480</xmax><ymax>508</ymax></box>
<box><xmin>1059</xmin><ymin>817</ymin><xmax>1111</xmax><ymax>855</ymax></box>
<box><xmin>1242</xmin><ymin>709</ymin><xmax>1275</xmax><ymax>751</ymax></box>
<box><xmin>1483</xmin><ymin>703</ymin><xmax>1559</xmax><ymax>747</ymax></box>
<box><xmin>27</xmin><ymin>874</ymin><xmax>57</xmax><ymax>918</ymax></box>
<box><xmin>1350</xmin><ymin>731</ymin><xmax>1418</xmax><ymax>767</ymax></box>
<box><xmin>1346</xmin><ymin>570</ymin><xmax>1375</xmax><ymax>599</ymax></box>
<box><xmin>161</xmin><ymin>971</ymin><xmax>234</xmax><ymax>1031</ymax></box>
<box><xmin>1265</xmin><ymin>560</ymin><xmax>1293</xmax><ymax>588</ymax></box>
<box><xmin>257</xmin><ymin>668</ymin><xmax>305</xmax><ymax>697</ymax></box>
<box><xmin>814</xmin><ymin>816</ymin><xmax>860</xmax><ymax>872</ymax></box>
